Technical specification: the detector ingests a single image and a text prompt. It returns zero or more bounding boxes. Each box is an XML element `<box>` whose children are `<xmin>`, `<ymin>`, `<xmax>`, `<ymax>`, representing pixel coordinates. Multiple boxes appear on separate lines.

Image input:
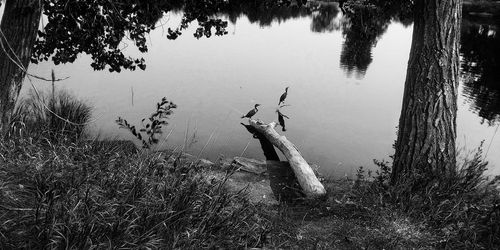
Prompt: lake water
<box><xmin>20</xmin><ymin>4</ymin><xmax>500</xmax><ymax>177</ymax></box>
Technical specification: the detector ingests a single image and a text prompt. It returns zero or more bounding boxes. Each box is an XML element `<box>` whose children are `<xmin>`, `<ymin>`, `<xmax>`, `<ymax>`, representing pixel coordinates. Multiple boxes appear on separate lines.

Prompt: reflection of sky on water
<box><xmin>20</xmin><ymin>13</ymin><xmax>500</xmax><ymax>177</ymax></box>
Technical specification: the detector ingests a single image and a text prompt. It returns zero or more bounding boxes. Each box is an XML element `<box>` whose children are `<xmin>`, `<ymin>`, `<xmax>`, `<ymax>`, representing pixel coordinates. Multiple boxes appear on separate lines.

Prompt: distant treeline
<box><xmin>311</xmin><ymin>0</ymin><xmax>500</xmax><ymax>17</ymax></box>
<box><xmin>463</xmin><ymin>0</ymin><xmax>500</xmax><ymax>17</ymax></box>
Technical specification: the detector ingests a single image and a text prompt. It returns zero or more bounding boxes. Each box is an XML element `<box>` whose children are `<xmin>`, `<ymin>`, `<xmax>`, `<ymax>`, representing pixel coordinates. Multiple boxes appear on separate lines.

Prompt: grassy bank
<box><xmin>1</xmin><ymin>90</ymin><xmax>499</xmax><ymax>249</ymax></box>
<box><xmin>0</xmin><ymin>133</ymin><xmax>441</xmax><ymax>249</ymax></box>
<box><xmin>0</xmin><ymin>135</ymin><xmax>285</xmax><ymax>248</ymax></box>
<box><xmin>1</xmin><ymin>91</ymin><xmax>279</xmax><ymax>248</ymax></box>
<box><xmin>3</xmin><ymin>134</ymin><xmax>498</xmax><ymax>249</ymax></box>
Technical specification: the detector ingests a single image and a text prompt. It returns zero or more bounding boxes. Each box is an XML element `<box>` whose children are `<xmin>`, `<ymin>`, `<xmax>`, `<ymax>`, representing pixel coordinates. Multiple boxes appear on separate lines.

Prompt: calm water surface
<box><xmin>21</xmin><ymin>10</ymin><xmax>500</xmax><ymax>177</ymax></box>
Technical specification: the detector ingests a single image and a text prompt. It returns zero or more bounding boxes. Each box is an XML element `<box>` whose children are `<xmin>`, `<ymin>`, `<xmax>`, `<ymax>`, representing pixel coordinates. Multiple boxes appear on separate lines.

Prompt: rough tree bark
<box><xmin>249</xmin><ymin>119</ymin><xmax>326</xmax><ymax>198</ymax></box>
<box><xmin>0</xmin><ymin>0</ymin><xmax>42</xmax><ymax>134</ymax></box>
<box><xmin>392</xmin><ymin>0</ymin><xmax>462</xmax><ymax>183</ymax></box>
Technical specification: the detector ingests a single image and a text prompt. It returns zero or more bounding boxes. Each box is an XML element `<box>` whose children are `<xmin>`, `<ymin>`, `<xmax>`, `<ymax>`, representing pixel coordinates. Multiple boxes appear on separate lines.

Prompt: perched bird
<box><xmin>278</xmin><ymin>87</ymin><xmax>289</xmax><ymax>105</ymax></box>
<box><xmin>277</xmin><ymin>110</ymin><xmax>290</xmax><ymax>132</ymax></box>
<box><xmin>241</xmin><ymin>104</ymin><xmax>261</xmax><ymax>119</ymax></box>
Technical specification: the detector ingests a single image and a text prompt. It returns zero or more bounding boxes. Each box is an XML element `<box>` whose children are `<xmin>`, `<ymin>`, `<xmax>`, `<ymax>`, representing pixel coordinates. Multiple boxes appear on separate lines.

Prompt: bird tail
<box><xmin>241</xmin><ymin>115</ymin><xmax>245</xmax><ymax>119</ymax></box>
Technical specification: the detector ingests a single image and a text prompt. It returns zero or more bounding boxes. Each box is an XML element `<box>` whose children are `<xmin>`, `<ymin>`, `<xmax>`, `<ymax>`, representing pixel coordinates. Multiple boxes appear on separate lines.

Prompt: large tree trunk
<box><xmin>392</xmin><ymin>0</ymin><xmax>462</xmax><ymax>184</ymax></box>
<box><xmin>0</xmin><ymin>0</ymin><xmax>42</xmax><ymax>134</ymax></box>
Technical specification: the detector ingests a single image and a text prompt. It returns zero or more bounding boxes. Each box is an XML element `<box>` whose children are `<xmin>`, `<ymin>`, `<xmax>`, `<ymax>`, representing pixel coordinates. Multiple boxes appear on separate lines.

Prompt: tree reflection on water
<box><xmin>340</xmin><ymin>4</ymin><xmax>386</xmax><ymax>78</ymax></box>
<box><xmin>460</xmin><ymin>18</ymin><xmax>500</xmax><ymax>125</ymax></box>
<box><xmin>310</xmin><ymin>3</ymin><xmax>340</xmax><ymax>33</ymax></box>
<box><xmin>230</xmin><ymin>0</ymin><xmax>500</xmax><ymax>125</ymax></box>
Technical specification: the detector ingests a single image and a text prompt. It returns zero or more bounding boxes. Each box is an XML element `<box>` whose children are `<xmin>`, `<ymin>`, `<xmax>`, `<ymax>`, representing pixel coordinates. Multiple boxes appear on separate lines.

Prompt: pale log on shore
<box><xmin>249</xmin><ymin>119</ymin><xmax>326</xmax><ymax>198</ymax></box>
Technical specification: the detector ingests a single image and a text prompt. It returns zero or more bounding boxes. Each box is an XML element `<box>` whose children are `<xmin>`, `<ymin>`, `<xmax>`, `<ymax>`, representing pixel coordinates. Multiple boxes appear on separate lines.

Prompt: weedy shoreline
<box><xmin>1</xmin><ymin>90</ymin><xmax>498</xmax><ymax>249</ymax></box>
<box><xmin>2</xmin><ymin>134</ymin><xmax>499</xmax><ymax>249</ymax></box>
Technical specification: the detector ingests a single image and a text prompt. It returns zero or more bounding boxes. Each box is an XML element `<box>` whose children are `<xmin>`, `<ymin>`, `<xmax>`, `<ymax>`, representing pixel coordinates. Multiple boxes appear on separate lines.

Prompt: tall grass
<box><xmin>10</xmin><ymin>89</ymin><xmax>92</xmax><ymax>141</ymax></box>
<box><xmin>1</xmin><ymin>90</ymin><xmax>277</xmax><ymax>249</ymax></box>
<box><xmin>358</xmin><ymin>149</ymin><xmax>500</xmax><ymax>249</ymax></box>
<box><xmin>0</xmin><ymin>133</ymin><xmax>275</xmax><ymax>249</ymax></box>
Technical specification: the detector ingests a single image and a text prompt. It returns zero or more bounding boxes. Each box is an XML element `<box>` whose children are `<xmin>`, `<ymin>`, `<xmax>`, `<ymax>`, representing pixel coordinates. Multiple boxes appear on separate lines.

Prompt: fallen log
<box><xmin>249</xmin><ymin>119</ymin><xmax>326</xmax><ymax>198</ymax></box>
<box><xmin>231</xmin><ymin>157</ymin><xmax>305</xmax><ymax>202</ymax></box>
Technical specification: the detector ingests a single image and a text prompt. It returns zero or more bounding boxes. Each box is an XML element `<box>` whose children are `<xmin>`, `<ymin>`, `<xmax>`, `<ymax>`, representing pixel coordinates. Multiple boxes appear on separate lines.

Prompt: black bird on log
<box><xmin>278</xmin><ymin>87</ymin><xmax>289</xmax><ymax>105</ymax></box>
<box><xmin>277</xmin><ymin>110</ymin><xmax>290</xmax><ymax>132</ymax></box>
<box><xmin>241</xmin><ymin>104</ymin><xmax>260</xmax><ymax>119</ymax></box>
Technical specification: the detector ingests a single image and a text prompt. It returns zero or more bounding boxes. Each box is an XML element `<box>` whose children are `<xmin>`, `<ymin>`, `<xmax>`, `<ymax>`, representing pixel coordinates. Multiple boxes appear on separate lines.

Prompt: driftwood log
<box><xmin>232</xmin><ymin>157</ymin><xmax>305</xmax><ymax>202</ymax></box>
<box><xmin>249</xmin><ymin>119</ymin><xmax>326</xmax><ymax>198</ymax></box>
<box><xmin>232</xmin><ymin>157</ymin><xmax>268</xmax><ymax>175</ymax></box>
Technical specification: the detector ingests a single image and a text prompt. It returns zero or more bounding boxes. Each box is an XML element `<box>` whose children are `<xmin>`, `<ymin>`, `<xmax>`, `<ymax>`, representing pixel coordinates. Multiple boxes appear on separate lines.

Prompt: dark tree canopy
<box><xmin>15</xmin><ymin>0</ymin><xmax>307</xmax><ymax>73</ymax></box>
<box><xmin>0</xmin><ymin>0</ymin><xmax>299</xmax><ymax>131</ymax></box>
<box><xmin>1</xmin><ymin>0</ymin><xmax>414</xmax><ymax>76</ymax></box>
<box><xmin>29</xmin><ymin>0</ymin><xmax>231</xmax><ymax>72</ymax></box>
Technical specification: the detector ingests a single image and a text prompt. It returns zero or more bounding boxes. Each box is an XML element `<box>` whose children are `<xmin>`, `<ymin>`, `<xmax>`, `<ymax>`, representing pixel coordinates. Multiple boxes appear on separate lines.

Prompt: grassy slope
<box><xmin>2</xmin><ymin>89</ymin><xmax>498</xmax><ymax>249</ymax></box>
<box><xmin>265</xmin><ymin>179</ymin><xmax>437</xmax><ymax>249</ymax></box>
<box><xmin>0</xmin><ymin>136</ymin><xmax>283</xmax><ymax>249</ymax></box>
<box><xmin>0</xmin><ymin>136</ymin><xmax>436</xmax><ymax>249</ymax></box>
<box><xmin>3</xmin><ymin>133</ymin><xmax>500</xmax><ymax>249</ymax></box>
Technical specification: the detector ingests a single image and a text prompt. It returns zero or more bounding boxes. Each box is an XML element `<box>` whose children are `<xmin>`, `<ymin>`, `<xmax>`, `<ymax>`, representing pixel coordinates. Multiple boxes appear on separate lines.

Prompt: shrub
<box><xmin>367</xmin><ymin>148</ymin><xmax>500</xmax><ymax>249</ymax></box>
<box><xmin>10</xmin><ymin>89</ymin><xmax>92</xmax><ymax>141</ymax></box>
<box><xmin>116</xmin><ymin>97</ymin><xmax>176</xmax><ymax>149</ymax></box>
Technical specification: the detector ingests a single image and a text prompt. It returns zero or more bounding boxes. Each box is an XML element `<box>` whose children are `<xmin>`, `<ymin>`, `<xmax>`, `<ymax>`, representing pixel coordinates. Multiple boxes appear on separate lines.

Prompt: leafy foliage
<box><xmin>30</xmin><ymin>0</ymin><xmax>230</xmax><ymax>72</ymax></box>
<box><xmin>167</xmin><ymin>0</ymin><xmax>229</xmax><ymax>40</ymax></box>
<box><xmin>116</xmin><ymin>97</ymin><xmax>176</xmax><ymax>149</ymax></box>
<box><xmin>24</xmin><ymin>0</ymin><xmax>307</xmax><ymax>72</ymax></box>
<box><xmin>373</xmin><ymin>159</ymin><xmax>391</xmax><ymax>187</ymax></box>
<box><xmin>14</xmin><ymin>0</ymin><xmax>414</xmax><ymax>76</ymax></box>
